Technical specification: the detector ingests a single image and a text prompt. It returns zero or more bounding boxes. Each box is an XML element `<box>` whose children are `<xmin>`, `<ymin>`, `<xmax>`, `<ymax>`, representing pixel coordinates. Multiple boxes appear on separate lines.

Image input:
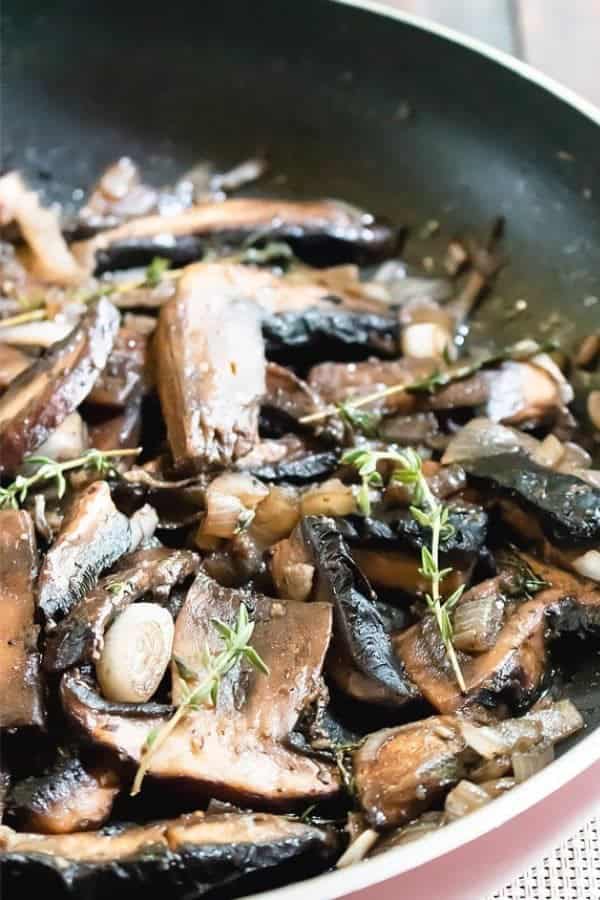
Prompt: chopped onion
<box><xmin>532</xmin><ymin>433</ymin><xmax>564</xmax><ymax>468</ymax></box>
<box><xmin>512</xmin><ymin>742</ymin><xmax>554</xmax><ymax>783</ymax></box>
<box><xmin>300</xmin><ymin>478</ymin><xmax>356</xmax><ymax>518</ymax></box>
<box><xmin>498</xmin><ymin>699</ymin><xmax>583</xmax><ymax>749</ymax></box>
<box><xmin>401</xmin><ymin>321</ymin><xmax>452</xmax><ymax>360</ymax></box>
<box><xmin>442</xmin><ymin>418</ymin><xmax>538</xmax><ymax>465</ymax></box>
<box><xmin>485</xmin><ymin>361</ymin><xmax>561</xmax><ymax>425</ymax></box>
<box><xmin>198</xmin><ymin>472</ymin><xmax>268</xmax><ymax>541</ymax></box>
<box><xmin>270</xmin><ymin>535</ymin><xmax>315</xmax><ymax>602</ymax></box>
<box><xmin>571</xmin><ymin>549</ymin><xmax>600</xmax><ymax>582</ymax></box>
<box><xmin>495</xmin><ymin>719</ymin><xmax>543</xmax><ymax>752</ymax></box>
<box><xmin>588</xmin><ymin>390</ymin><xmax>600</xmax><ymax>431</ymax></box>
<box><xmin>444</xmin><ymin>779</ymin><xmax>491</xmax><ymax>820</ymax></box>
<box><xmin>371</xmin><ymin>813</ymin><xmax>445</xmax><ymax>856</ymax></box>
<box><xmin>479</xmin><ymin>777</ymin><xmax>516</xmax><ymax>797</ymax></box>
<box><xmin>336</xmin><ymin>829</ymin><xmax>380</xmax><ymax>868</ymax></box>
<box><xmin>251</xmin><ymin>485</ymin><xmax>300</xmax><ymax>546</ymax></box>
<box><xmin>128</xmin><ymin>504</ymin><xmax>159</xmax><ymax>550</ymax></box>
<box><xmin>199</xmin><ymin>492</ymin><xmax>248</xmax><ymax>540</ymax></box>
<box><xmin>560</xmin><ymin>441</ymin><xmax>592</xmax><ymax>470</ymax></box>
<box><xmin>208</xmin><ymin>472</ymin><xmax>269</xmax><ymax>510</ymax></box>
<box><xmin>531</xmin><ymin>353</ymin><xmax>574</xmax><ymax>405</ymax></box>
<box><xmin>452</xmin><ymin>593</ymin><xmax>504</xmax><ymax>653</ymax></box>
<box><xmin>459</xmin><ymin>720</ymin><xmax>510</xmax><ymax>759</ymax></box>
<box><xmin>469</xmin><ymin>755</ymin><xmax>512</xmax><ymax>783</ymax></box>
<box><xmin>27</xmin><ymin>412</ymin><xmax>88</xmax><ymax>464</ymax></box>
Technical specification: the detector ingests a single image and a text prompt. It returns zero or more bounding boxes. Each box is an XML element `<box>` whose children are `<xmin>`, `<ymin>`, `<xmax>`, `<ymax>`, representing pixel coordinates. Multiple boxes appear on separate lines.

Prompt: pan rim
<box><xmin>247</xmin><ymin>1</ymin><xmax>600</xmax><ymax>897</ymax></box>
<box><xmin>338</xmin><ymin>0</ymin><xmax>600</xmax><ymax>126</ymax></box>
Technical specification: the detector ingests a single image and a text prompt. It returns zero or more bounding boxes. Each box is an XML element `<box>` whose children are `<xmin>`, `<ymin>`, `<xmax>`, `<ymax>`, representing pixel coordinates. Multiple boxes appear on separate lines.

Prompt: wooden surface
<box><xmin>383</xmin><ymin>0</ymin><xmax>600</xmax><ymax>107</ymax></box>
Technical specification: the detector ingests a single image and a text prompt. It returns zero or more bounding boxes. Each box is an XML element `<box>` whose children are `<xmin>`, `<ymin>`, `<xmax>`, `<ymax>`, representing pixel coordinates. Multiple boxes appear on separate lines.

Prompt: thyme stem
<box><xmin>342</xmin><ymin>447</ymin><xmax>466</xmax><ymax>692</ymax></box>
<box><xmin>0</xmin><ymin>448</ymin><xmax>141</xmax><ymax>510</ymax></box>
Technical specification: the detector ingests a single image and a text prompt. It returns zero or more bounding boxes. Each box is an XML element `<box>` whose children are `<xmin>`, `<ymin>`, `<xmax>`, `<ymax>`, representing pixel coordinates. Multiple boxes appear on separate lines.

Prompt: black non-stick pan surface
<box><xmin>3</xmin><ymin>0</ymin><xmax>600</xmax><ymax>824</ymax></box>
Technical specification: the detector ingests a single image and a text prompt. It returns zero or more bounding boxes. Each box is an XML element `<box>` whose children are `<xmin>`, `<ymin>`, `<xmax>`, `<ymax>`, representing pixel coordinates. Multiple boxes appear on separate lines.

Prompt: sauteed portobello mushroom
<box><xmin>0</xmin><ymin>147</ymin><xmax>598</xmax><ymax>898</ymax></box>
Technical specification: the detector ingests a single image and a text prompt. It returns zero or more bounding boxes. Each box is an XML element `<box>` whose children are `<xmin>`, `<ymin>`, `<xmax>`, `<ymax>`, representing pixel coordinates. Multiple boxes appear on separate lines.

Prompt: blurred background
<box><xmin>384</xmin><ymin>0</ymin><xmax>599</xmax><ymax>106</ymax></box>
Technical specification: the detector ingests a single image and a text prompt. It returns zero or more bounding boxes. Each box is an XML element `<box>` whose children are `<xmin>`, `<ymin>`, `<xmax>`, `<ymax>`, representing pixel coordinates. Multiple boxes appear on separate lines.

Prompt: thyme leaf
<box><xmin>336</xmin><ymin>402</ymin><xmax>381</xmax><ymax>438</ymax></box>
<box><xmin>144</xmin><ymin>256</ymin><xmax>171</xmax><ymax>287</ymax></box>
<box><xmin>131</xmin><ymin>603</ymin><xmax>269</xmax><ymax>796</ymax></box>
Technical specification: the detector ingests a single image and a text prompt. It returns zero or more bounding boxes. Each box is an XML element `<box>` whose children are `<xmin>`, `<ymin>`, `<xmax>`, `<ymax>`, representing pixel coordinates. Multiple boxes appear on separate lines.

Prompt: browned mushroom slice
<box><xmin>44</xmin><ymin>548</ymin><xmax>199</xmax><ymax>672</ymax></box>
<box><xmin>308</xmin><ymin>357</ymin><xmax>435</xmax><ymax>415</ymax></box>
<box><xmin>307</xmin><ymin>356</ymin><xmax>567</xmax><ymax>426</ymax></box>
<box><xmin>155</xmin><ymin>265</ymin><xmax>266</xmax><ymax>469</ymax></box>
<box><xmin>8</xmin><ymin>754</ymin><xmax>121</xmax><ymax>834</ymax></box>
<box><xmin>0</xmin><ymin>298</ymin><xmax>119</xmax><ymax>476</ymax></box>
<box><xmin>63</xmin><ymin>572</ymin><xmax>339</xmax><ymax>808</ymax></box>
<box><xmin>87</xmin><ymin>393</ymin><xmax>143</xmax><ymax>455</ymax></box>
<box><xmin>0</xmin><ymin>343</ymin><xmax>30</xmax><ymax>390</ymax></box>
<box><xmin>72</xmin><ymin>197</ymin><xmax>394</xmax><ymax>273</ymax></box>
<box><xmin>38</xmin><ymin>481</ymin><xmax>133</xmax><ymax>625</ymax></box>
<box><xmin>299</xmin><ymin>517</ymin><xmax>420</xmax><ymax>707</ymax></box>
<box><xmin>0</xmin><ymin>510</ymin><xmax>44</xmax><ymax>728</ymax></box>
<box><xmin>0</xmin><ymin>809</ymin><xmax>337</xmax><ymax>898</ymax></box>
<box><xmin>354</xmin><ymin>717</ymin><xmax>466</xmax><ymax>828</ymax></box>
<box><xmin>0</xmin><ymin>171</ymin><xmax>82</xmax><ymax>284</ymax></box>
<box><xmin>352</xmin><ymin>547</ymin><xmax>470</xmax><ymax>595</ymax></box>
<box><xmin>87</xmin><ymin>326</ymin><xmax>148</xmax><ymax>408</ymax></box>
<box><xmin>395</xmin><ymin>560</ymin><xmax>600</xmax><ymax>714</ymax></box>
<box><xmin>264</xmin><ymin>362</ymin><xmax>324</xmax><ymax>427</ymax></box>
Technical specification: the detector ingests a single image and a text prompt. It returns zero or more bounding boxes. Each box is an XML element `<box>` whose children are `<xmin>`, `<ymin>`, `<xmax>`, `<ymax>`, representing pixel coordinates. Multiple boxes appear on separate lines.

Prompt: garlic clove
<box><xmin>96</xmin><ymin>603</ymin><xmax>174</xmax><ymax>703</ymax></box>
<box><xmin>401</xmin><ymin>321</ymin><xmax>452</xmax><ymax>359</ymax></box>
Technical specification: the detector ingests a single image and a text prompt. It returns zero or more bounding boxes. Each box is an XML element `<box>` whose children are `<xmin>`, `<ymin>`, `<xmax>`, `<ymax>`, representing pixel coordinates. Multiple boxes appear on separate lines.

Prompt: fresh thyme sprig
<box><xmin>341</xmin><ymin>446</ymin><xmax>466</xmax><ymax>692</ymax></box>
<box><xmin>130</xmin><ymin>603</ymin><xmax>269</xmax><ymax>796</ymax></box>
<box><xmin>0</xmin><ymin>448</ymin><xmax>141</xmax><ymax>510</ymax></box>
<box><xmin>300</xmin><ymin>340</ymin><xmax>558</xmax><ymax>427</ymax></box>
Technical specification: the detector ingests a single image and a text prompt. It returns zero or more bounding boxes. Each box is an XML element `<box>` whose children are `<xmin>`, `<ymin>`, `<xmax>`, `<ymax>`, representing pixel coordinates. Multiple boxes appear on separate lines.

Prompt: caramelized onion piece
<box><xmin>444</xmin><ymin>779</ymin><xmax>491</xmax><ymax>820</ymax></box>
<box><xmin>511</xmin><ymin>743</ymin><xmax>554</xmax><ymax>783</ymax></box>
<box><xmin>300</xmin><ymin>479</ymin><xmax>357</xmax><ymax>518</ymax></box>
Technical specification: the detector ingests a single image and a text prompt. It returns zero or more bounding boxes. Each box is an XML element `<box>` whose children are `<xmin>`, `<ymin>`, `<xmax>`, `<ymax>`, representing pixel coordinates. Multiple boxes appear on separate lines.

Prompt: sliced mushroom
<box><xmin>354</xmin><ymin>717</ymin><xmax>466</xmax><ymax>828</ymax></box>
<box><xmin>0</xmin><ymin>298</ymin><xmax>119</xmax><ymax>476</ymax></box>
<box><xmin>464</xmin><ymin>452</ymin><xmax>600</xmax><ymax>547</ymax></box>
<box><xmin>0</xmin><ymin>809</ymin><xmax>338</xmax><ymax>898</ymax></box>
<box><xmin>86</xmin><ymin>326</ymin><xmax>148</xmax><ymax>408</ymax></box>
<box><xmin>72</xmin><ymin>197</ymin><xmax>394</xmax><ymax>273</ymax></box>
<box><xmin>300</xmin><ymin>516</ymin><xmax>420</xmax><ymax>706</ymax></box>
<box><xmin>0</xmin><ymin>343</ymin><xmax>30</xmax><ymax>390</ymax></box>
<box><xmin>0</xmin><ymin>510</ymin><xmax>44</xmax><ymax>728</ymax></box>
<box><xmin>155</xmin><ymin>264</ymin><xmax>266</xmax><ymax>469</ymax></box>
<box><xmin>8</xmin><ymin>753</ymin><xmax>121</xmax><ymax>834</ymax></box>
<box><xmin>37</xmin><ymin>481</ymin><xmax>133</xmax><ymax>625</ymax></box>
<box><xmin>0</xmin><ymin>171</ymin><xmax>82</xmax><ymax>284</ymax></box>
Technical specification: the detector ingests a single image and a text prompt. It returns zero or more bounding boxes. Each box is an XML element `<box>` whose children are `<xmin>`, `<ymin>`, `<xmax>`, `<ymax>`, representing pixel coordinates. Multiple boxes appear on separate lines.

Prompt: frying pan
<box><xmin>3</xmin><ymin>0</ymin><xmax>600</xmax><ymax>897</ymax></box>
